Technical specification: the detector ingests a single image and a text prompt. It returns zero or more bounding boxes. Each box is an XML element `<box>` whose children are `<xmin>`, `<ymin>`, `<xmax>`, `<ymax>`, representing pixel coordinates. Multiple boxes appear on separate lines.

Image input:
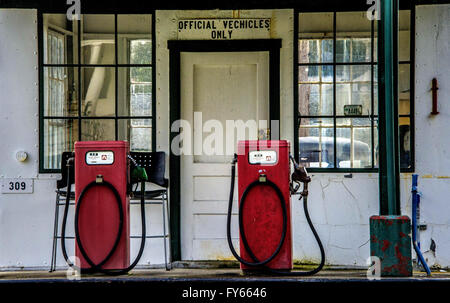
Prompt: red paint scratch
<box><xmin>371</xmin><ymin>235</ymin><xmax>378</xmax><ymax>243</ymax></box>
<box><xmin>381</xmin><ymin>240</ymin><xmax>391</xmax><ymax>252</ymax></box>
<box><xmin>383</xmin><ymin>245</ymin><xmax>412</xmax><ymax>276</ymax></box>
<box><xmin>384</xmin><ymin>219</ymin><xmax>394</xmax><ymax>226</ymax></box>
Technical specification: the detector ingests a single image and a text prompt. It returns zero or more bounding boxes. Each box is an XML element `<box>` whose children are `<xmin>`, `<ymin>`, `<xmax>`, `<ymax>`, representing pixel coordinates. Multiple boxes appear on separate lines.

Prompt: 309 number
<box><xmin>9</xmin><ymin>182</ymin><xmax>26</xmax><ymax>191</ymax></box>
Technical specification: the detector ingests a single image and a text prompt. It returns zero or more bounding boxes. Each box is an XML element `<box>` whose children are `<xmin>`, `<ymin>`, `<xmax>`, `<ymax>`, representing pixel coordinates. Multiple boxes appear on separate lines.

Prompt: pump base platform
<box><xmin>0</xmin><ymin>264</ymin><xmax>446</xmax><ymax>281</ymax></box>
<box><xmin>1</xmin><ymin>266</ymin><xmax>448</xmax><ymax>299</ymax></box>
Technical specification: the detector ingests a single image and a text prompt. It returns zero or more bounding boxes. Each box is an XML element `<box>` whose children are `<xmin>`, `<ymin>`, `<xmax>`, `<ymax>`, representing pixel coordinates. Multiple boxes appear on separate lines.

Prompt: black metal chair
<box><xmin>49</xmin><ymin>151</ymin><xmax>171</xmax><ymax>271</ymax></box>
<box><xmin>50</xmin><ymin>152</ymin><xmax>75</xmax><ymax>272</ymax></box>
<box><xmin>129</xmin><ymin>151</ymin><xmax>171</xmax><ymax>270</ymax></box>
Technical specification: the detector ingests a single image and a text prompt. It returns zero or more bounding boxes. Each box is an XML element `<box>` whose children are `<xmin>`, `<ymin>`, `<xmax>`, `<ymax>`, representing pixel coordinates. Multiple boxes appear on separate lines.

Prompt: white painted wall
<box><xmin>0</xmin><ymin>5</ymin><xmax>449</xmax><ymax>270</ymax></box>
<box><xmin>412</xmin><ymin>4</ymin><xmax>450</xmax><ymax>268</ymax></box>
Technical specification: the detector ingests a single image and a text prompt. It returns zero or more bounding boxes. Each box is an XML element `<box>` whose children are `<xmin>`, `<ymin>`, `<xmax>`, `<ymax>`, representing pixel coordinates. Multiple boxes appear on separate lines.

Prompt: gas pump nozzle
<box><xmin>290</xmin><ymin>155</ymin><xmax>311</xmax><ymax>198</ymax></box>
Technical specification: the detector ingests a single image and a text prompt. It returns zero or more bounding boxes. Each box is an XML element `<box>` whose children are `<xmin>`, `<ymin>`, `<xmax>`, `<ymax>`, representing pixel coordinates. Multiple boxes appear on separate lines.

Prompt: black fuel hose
<box><xmin>61</xmin><ymin>158</ymin><xmax>147</xmax><ymax>275</ymax></box>
<box><xmin>226</xmin><ymin>159</ymin><xmax>325</xmax><ymax>276</ymax></box>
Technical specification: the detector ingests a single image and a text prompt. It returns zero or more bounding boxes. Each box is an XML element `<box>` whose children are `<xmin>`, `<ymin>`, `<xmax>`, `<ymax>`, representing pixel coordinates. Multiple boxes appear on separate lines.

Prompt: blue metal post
<box><xmin>412</xmin><ymin>174</ymin><xmax>431</xmax><ymax>276</ymax></box>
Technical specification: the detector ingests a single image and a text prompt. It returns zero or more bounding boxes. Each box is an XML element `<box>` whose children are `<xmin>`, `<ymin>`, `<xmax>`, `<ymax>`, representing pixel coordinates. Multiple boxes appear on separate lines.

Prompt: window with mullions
<box><xmin>297</xmin><ymin>11</ymin><xmax>413</xmax><ymax>171</ymax></box>
<box><xmin>41</xmin><ymin>14</ymin><xmax>154</xmax><ymax>171</ymax></box>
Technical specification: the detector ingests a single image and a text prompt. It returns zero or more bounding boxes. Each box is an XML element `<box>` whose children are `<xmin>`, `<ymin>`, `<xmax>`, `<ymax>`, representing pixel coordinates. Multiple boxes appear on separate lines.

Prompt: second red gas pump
<box><xmin>227</xmin><ymin>140</ymin><xmax>325</xmax><ymax>275</ymax></box>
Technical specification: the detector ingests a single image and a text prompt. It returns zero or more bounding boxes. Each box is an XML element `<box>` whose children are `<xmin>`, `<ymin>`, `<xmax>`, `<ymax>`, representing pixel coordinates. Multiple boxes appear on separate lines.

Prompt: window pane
<box><xmin>81</xmin><ymin>119</ymin><xmax>115</xmax><ymax>141</ymax></box>
<box><xmin>374</xmin><ymin>65</ymin><xmax>378</xmax><ymax>115</ymax></box>
<box><xmin>336</xmin><ymin>12</ymin><xmax>372</xmax><ymax>63</ymax></box>
<box><xmin>298</xmin><ymin>40</ymin><xmax>319</xmax><ymax>63</ymax></box>
<box><xmin>336</xmin><ymin>83</ymin><xmax>371</xmax><ymax>116</ymax></box>
<box><xmin>352</xmin><ymin>38</ymin><xmax>371</xmax><ymax>62</ymax></box>
<box><xmin>337</xmin><ymin>65</ymin><xmax>371</xmax><ymax>82</ymax></box>
<box><xmin>399</xmin><ymin>10</ymin><xmax>411</xmax><ymax>62</ymax></box>
<box><xmin>118</xmin><ymin>15</ymin><xmax>152</xmax><ymax>64</ymax></box>
<box><xmin>299</xmin><ymin>13</ymin><xmax>334</xmax><ymax>63</ymax></box>
<box><xmin>43</xmin><ymin>14</ymin><xmax>78</xmax><ymax>64</ymax></box>
<box><xmin>336</xmin><ymin>38</ymin><xmax>372</xmax><ymax>63</ymax></box>
<box><xmin>118</xmin><ymin>67</ymin><xmax>152</xmax><ymax>117</ymax></box>
<box><xmin>81</xmin><ymin>67</ymin><xmax>115</xmax><ymax>117</ymax></box>
<box><xmin>299</xmin><ymin>84</ymin><xmax>319</xmax><ymax>115</ymax></box>
<box><xmin>43</xmin><ymin>119</ymin><xmax>78</xmax><ymax>169</ymax></box>
<box><xmin>299</xmin><ymin>118</ymin><xmax>334</xmax><ymax>168</ymax></box>
<box><xmin>81</xmin><ymin>15</ymin><xmax>115</xmax><ymax>65</ymax></box>
<box><xmin>399</xmin><ymin>64</ymin><xmax>410</xmax><ymax>115</ymax></box>
<box><xmin>44</xmin><ymin>67</ymin><xmax>78</xmax><ymax>117</ymax></box>
<box><xmin>399</xmin><ymin>117</ymin><xmax>412</xmax><ymax>169</ymax></box>
<box><xmin>298</xmin><ymin>65</ymin><xmax>318</xmax><ymax>83</ymax></box>
<box><xmin>299</xmin><ymin>83</ymin><xmax>333</xmax><ymax>116</ymax></box>
<box><xmin>373</xmin><ymin>10</ymin><xmax>410</xmax><ymax>63</ymax></box>
<box><xmin>336</xmin><ymin>118</ymin><xmax>372</xmax><ymax>168</ymax></box>
<box><xmin>336</xmin><ymin>39</ymin><xmax>351</xmax><ymax>62</ymax></box>
<box><xmin>298</xmin><ymin>39</ymin><xmax>334</xmax><ymax>64</ymax></box>
<box><xmin>118</xmin><ymin>119</ymin><xmax>152</xmax><ymax>151</ymax></box>
<box><xmin>299</xmin><ymin>65</ymin><xmax>333</xmax><ymax>83</ymax></box>
<box><xmin>374</xmin><ymin>119</ymin><xmax>379</xmax><ymax>168</ymax></box>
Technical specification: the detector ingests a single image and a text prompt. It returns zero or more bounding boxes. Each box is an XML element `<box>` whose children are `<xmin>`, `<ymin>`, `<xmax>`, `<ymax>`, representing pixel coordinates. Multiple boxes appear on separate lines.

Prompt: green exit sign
<box><xmin>344</xmin><ymin>105</ymin><xmax>363</xmax><ymax>116</ymax></box>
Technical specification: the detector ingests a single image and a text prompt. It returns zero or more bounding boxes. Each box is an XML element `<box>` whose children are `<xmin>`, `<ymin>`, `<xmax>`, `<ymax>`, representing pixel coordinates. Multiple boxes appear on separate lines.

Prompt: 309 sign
<box><xmin>1</xmin><ymin>179</ymin><xmax>33</xmax><ymax>194</ymax></box>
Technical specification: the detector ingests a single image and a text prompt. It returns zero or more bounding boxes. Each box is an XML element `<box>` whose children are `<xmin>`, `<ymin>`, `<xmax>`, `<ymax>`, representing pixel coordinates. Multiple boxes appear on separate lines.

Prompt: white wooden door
<box><xmin>180</xmin><ymin>52</ymin><xmax>270</xmax><ymax>260</ymax></box>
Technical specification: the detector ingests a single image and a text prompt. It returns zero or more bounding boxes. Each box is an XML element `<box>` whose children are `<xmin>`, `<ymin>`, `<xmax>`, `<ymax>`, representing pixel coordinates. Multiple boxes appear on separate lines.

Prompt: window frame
<box><xmin>38</xmin><ymin>10</ymin><xmax>156</xmax><ymax>173</ymax></box>
<box><xmin>294</xmin><ymin>7</ymin><xmax>415</xmax><ymax>173</ymax></box>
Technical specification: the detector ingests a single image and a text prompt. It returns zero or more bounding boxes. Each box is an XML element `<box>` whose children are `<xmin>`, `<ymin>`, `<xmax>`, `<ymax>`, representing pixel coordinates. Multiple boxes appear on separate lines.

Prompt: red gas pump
<box><xmin>227</xmin><ymin>140</ymin><xmax>325</xmax><ymax>275</ymax></box>
<box><xmin>74</xmin><ymin>141</ymin><xmax>130</xmax><ymax>270</ymax></box>
<box><xmin>60</xmin><ymin>141</ymin><xmax>148</xmax><ymax>275</ymax></box>
<box><xmin>237</xmin><ymin>140</ymin><xmax>292</xmax><ymax>271</ymax></box>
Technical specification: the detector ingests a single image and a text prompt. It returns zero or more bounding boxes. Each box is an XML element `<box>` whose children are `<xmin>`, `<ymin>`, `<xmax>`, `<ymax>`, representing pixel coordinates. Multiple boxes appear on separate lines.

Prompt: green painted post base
<box><xmin>370</xmin><ymin>215</ymin><xmax>412</xmax><ymax>277</ymax></box>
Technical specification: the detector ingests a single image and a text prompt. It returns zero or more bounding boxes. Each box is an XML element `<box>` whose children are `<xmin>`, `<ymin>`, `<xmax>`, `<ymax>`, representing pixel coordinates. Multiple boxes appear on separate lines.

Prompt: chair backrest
<box><xmin>56</xmin><ymin>152</ymin><xmax>75</xmax><ymax>189</ymax></box>
<box><xmin>130</xmin><ymin>151</ymin><xmax>168</xmax><ymax>188</ymax></box>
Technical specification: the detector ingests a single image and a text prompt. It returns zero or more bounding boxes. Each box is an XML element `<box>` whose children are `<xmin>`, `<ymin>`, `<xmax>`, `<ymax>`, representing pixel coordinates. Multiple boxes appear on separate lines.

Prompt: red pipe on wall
<box><xmin>431</xmin><ymin>78</ymin><xmax>439</xmax><ymax>115</ymax></box>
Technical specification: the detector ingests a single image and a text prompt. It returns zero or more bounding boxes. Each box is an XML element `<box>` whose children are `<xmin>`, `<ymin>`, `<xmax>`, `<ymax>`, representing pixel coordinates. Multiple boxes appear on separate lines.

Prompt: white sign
<box><xmin>85</xmin><ymin>151</ymin><xmax>114</xmax><ymax>165</ymax></box>
<box><xmin>249</xmin><ymin>151</ymin><xmax>277</xmax><ymax>165</ymax></box>
<box><xmin>1</xmin><ymin>178</ymin><xmax>34</xmax><ymax>194</ymax></box>
<box><xmin>178</xmin><ymin>18</ymin><xmax>271</xmax><ymax>40</ymax></box>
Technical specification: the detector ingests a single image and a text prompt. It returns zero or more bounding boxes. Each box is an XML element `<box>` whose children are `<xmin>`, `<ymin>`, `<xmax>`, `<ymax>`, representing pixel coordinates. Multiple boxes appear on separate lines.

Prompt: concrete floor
<box><xmin>0</xmin><ymin>267</ymin><xmax>449</xmax><ymax>282</ymax></box>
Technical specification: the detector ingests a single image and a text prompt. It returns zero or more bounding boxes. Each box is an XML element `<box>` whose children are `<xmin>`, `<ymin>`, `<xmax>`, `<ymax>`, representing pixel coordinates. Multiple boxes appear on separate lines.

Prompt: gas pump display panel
<box><xmin>248</xmin><ymin>150</ymin><xmax>278</xmax><ymax>165</ymax></box>
<box><xmin>85</xmin><ymin>151</ymin><xmax>115</xmax><ymax>165</ymax></box>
